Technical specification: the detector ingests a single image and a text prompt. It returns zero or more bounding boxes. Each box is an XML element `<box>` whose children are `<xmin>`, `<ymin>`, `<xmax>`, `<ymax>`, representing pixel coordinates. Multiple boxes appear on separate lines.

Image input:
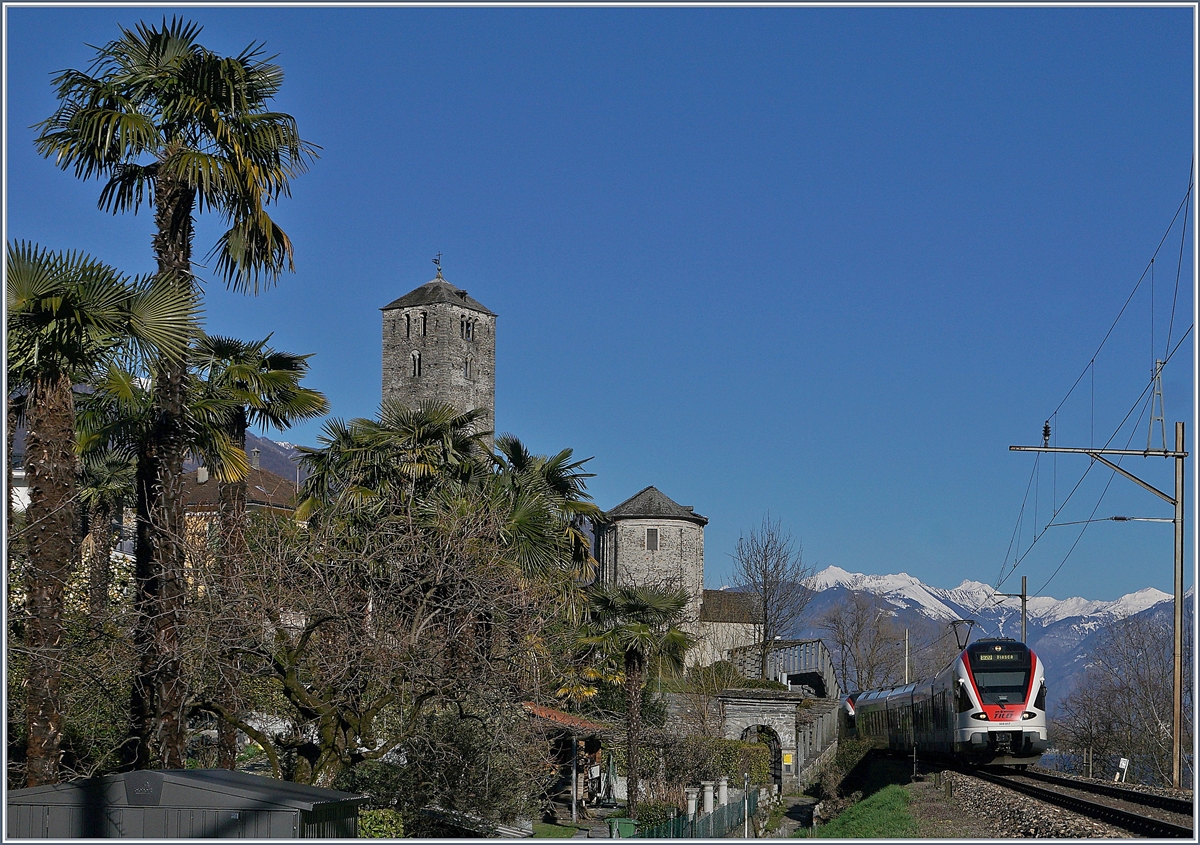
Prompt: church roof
<box><xmin>603</xmin><ymin>486</ymin><xmax>708</xmax><ymax>525</ymax></box>
<box><xmin>700</xmin><ymin>589</ymin><xmax>759</xmax><ymax>623</ymax></box>
<box><xmin>380</xmin><ymin>273</ymin><xmax>496</xmax><ymax>316</ymax></box>
<box><xmin>181</xmin><ymin>465</ymin><xmax>297</xmax><ymax>512</ymax></box>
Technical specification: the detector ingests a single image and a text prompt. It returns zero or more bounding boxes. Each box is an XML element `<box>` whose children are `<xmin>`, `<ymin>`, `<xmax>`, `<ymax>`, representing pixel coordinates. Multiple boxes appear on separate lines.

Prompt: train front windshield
<box><xmin>967</xmin><ymin>641</ymin><xmax>1032</xmax><ymax>705</ymax></box>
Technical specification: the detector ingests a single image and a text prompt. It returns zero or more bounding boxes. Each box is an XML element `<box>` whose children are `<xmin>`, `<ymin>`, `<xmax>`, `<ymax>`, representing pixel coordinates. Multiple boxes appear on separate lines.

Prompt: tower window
<box><xmin>645</xmin><ymin>528</ymin><xmax>659</xmax><ymax>551</ymax></box>
<box><xmin>421</xmin><ymin>312</ymin><xmax>427</xmax><ymax>336</ymax></box>
<box><xmin>404</xmin><ymin>314</ymin><xmax>411</xmax><ymax>338</ymax></box>
<box><xmin>411</xmin><ymin>351</ymin><xmax>422</xmax><ymax>378</ymax></box>
<box><xmin>464</xmin><ymin>357</ymin><xmax>474</xmax><ymax>380</ymax></box>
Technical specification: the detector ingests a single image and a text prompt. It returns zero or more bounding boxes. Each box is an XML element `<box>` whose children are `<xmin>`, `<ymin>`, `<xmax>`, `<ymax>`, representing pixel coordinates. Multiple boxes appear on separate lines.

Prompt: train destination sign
<box><xmin>976</xmin><ymin>653</ymin><xmax>1017</xmax><ymax>661</ymax></box>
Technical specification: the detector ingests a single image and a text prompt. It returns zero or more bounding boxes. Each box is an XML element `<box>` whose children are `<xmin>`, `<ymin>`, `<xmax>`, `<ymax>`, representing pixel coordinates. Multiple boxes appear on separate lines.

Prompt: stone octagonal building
<box><xmin>594</xmin><ymin>486</ymin><xmax>758</xmax><ymax>666</ymax></box>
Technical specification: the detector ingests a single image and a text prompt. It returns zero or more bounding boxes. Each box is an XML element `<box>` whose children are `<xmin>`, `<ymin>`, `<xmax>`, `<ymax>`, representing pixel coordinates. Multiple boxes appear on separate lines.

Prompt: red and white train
<box><xmin>843</xmin><ymin>638</ymin><xmax>1049</xmax><ymax>766</ymax></box>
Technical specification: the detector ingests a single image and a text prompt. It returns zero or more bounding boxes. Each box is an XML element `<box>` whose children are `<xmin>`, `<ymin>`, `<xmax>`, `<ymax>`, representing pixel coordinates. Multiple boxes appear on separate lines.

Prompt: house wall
<box><xmin>695</xmin><ymin>621</ymin><xmax>760</xmax><ymax>667</ymax></box>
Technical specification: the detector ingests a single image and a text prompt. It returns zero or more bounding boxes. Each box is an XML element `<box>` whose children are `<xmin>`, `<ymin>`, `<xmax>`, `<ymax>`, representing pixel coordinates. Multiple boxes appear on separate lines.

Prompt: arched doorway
<box><xmin>741</xmin><ymin>725</ymin><xmax>783</xmax><ymax>789</ymax></box>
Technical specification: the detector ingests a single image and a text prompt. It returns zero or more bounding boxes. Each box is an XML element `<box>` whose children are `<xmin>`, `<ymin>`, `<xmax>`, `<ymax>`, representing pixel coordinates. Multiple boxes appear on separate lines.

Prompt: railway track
<box><xmin>970</xmin><ymin>767</ymin><xmax>1194</xmax><ymax>838</ymax></box>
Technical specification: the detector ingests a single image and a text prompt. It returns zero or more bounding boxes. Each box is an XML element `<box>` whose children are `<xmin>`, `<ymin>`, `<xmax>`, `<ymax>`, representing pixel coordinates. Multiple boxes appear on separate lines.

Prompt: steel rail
<box><xmin>1018</xmin><ymin>769</ymin><xmax>1195</xmax><ymax>816</ymax></box>
<box><xmin>971</xmin><ymin>768</ymin><xmax>1193</xmax><ymax>838</ymax></box>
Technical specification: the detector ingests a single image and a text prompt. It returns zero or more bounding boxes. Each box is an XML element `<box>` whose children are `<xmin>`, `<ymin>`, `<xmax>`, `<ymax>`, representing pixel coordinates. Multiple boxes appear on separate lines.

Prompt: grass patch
<box><xmin>531</xmin><ymin>821</ymin><xmax>583</xmax><ymax>838</ymax></box>
<box><xmin>794</xmin><ymin>784</ymin><xmax>917</xmax><ymax>839</ymax></box>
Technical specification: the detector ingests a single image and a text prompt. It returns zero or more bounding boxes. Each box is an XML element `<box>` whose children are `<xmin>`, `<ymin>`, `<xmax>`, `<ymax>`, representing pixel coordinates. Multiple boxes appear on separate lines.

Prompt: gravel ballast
<box><xmin>906</xmin><ymin>770</ymin><xmax>1138</xmax><ymax>838</ymax></box>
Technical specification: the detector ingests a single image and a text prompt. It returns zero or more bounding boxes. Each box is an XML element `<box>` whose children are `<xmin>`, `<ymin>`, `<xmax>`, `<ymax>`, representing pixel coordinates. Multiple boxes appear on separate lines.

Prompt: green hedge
<box><xmin>661</xmin><ymin>736</ymin><xmax>772</xmax><ymax>788</ymax></box>
<box><xmin>634</xmin><ymin>801</ymin><xmax>679</xmax><ymax>826</ymax></box>
<box><xmin>713</xmin><ymin>738</ymin><xmax>772</xmax><ymax>784</ymax></box>
<box><xmin>358</xmin><ymin>809</ymin><xmax>405</xmax><ymax>838</ymax></box>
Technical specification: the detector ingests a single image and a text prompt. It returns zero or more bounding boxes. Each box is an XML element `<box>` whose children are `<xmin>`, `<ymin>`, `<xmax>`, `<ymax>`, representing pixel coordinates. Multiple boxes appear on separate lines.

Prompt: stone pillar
<box><xmin>685</xmin><ymin>787</ymin><xmax>699</xmax><ymax>818</ymax></box>
<box><xmin>718</xmin><ymin>775</ymin><xmax>729</xmax><ymax>806</ymax></box>
<box><xmin>701</xmin><ymin>781</ymin><xmax>715</xmax><ymax>815</ymax></box>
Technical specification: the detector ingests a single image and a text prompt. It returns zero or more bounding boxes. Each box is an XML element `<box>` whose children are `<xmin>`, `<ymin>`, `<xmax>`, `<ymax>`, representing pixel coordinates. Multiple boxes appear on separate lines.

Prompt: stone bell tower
<box><xmin>381</xmin><ymin>266</ymin><xmax>497</xmax><ymax>438</ymax></box>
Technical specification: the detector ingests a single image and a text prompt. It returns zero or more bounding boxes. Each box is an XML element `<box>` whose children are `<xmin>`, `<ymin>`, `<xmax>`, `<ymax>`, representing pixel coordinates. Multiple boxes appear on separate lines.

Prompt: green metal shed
<box><xmin>7</xmin><ymin>769</ymin><xmax>368</xmax><ymax>838</ymax></box>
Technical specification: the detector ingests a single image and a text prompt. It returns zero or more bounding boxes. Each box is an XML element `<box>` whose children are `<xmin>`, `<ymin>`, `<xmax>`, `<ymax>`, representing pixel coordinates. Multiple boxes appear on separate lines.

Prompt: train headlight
<box><xmin>1021</xmin><ymin>711</ymin><xmax>1037</xmax><ymax>720</ymax></box>
<box><xmin>970</xmin><ymin>712</ymin><xmax>989</xmax><ymax>721</ymax></box>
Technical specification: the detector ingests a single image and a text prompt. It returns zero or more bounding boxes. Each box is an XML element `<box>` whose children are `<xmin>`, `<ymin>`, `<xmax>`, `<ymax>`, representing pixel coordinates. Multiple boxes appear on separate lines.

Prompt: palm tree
<box><xmin>34</xmin><ymin>18</ymin><xmax>316</xmax><ymax>767</ymax></box>
<box><xmin>493</xmin><ymin>436</ymin><xmax>604</xmax><ymax>619</ymax></box>
<box><xmin>76</xmin><ymin>361</ymin><xmax>246</xmax><ymax>771</ymax></box>
<box><xmin>298</xmin><ymin>400</ymin><xmax>489</xmax><ymax>519</ymax></box>
<box><xmin>192</xmin><ymin>333</ymin><xmax>327</xmax><ymax>534</ymax></box>
<box><xmin>580</xmin><ymin>584</ymin><xmax>694</xmax><ymax>817</ymax></box>
<box><xmin>78</xmin><ymin>449</ymin><xmax>136</xmax><ymax>624</ymax></box>
<box><xmin>6</xmin><ymin>241</ymin><xmax>194</xmax><ymax>785</ymax></box>
<box><xmin>190</xmin><ymin>333</ymin><xmax>327</xmax><ymax>768</ymax></box>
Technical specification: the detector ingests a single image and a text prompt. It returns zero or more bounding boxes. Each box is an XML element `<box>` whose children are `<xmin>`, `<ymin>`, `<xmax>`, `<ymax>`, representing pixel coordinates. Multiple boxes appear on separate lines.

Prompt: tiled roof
<box><xmin>380</xmin><ymin>275</ymin><xmax>495</xmax><ymax>316</ymax></box>
<box><xmin>699</xmin><ymin>589</ymin><xmax>759</xmax><ymax>623</ymax></box>
<box><xmin>181</xmin><ymin>466</ymin><xmax>298</xmax><ymax>512</ymax></box>
<box><xmin>522</xmin><ymin>702</ymin><xmax>609</xmax><ymax>735</ymax></box>
<box><xmin>602</xmin><ymin>486</ymin><xmax>707</xmax><ymax>525</ymax></box>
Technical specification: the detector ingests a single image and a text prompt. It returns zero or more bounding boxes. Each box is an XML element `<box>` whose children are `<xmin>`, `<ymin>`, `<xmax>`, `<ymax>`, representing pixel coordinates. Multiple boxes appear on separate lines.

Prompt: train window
<box><xmin>972</xmin><ymin>670</ymin><xmax>1030</xmax><ymax>705</ymax></box>
<box><xmin>1034</xmin><ymin>683</ymin><xmax>1047</xmax><ymax>711</ymax></box>
<box><xmin>957</xmin><ymin>682</ymin><xmax>974</xmax><ymax>713</ymax></box>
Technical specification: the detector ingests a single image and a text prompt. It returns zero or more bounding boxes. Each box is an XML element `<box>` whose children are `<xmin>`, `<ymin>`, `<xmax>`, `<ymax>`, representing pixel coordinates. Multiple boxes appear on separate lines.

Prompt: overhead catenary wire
<box><xmin>1046</xmin><ymin>180</ymin><xmax>1193</xmax><ymax>422</ymax></box>
<box><xmin>997</xmin><ymin>170</ymin><xmax>1193</xmax><ymax>595</ymax></box>
<box><xmin>998</xmin><ymin>325</ymin><xmax>1192</xmax><ymax>593</ymax></box>
<box><xmin>1163</xmin><ymin>159</ymin><xmax>1193</xmax><ymax>361</ymax></box>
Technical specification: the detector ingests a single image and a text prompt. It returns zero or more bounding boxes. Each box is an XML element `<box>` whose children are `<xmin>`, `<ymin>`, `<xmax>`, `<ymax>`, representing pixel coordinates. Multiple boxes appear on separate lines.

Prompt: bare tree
<box><xmin>732</xmin><ymin>514</ymin><xmax>816</xmax><ymax>679</ymax></box>
<box><xmin>1053</xmin><ymin>608</ymin><xmax>1193</xmax><ymax>786</ymax></box>
<box><xmin>818</xmin><ymin>591</ymin><xmax>906</xmax><ymax>692</ymax></box>
<box><xmin>190</xmin><ymin>488</ymin><xmax>565</xmax><ymax>788</ymax></box>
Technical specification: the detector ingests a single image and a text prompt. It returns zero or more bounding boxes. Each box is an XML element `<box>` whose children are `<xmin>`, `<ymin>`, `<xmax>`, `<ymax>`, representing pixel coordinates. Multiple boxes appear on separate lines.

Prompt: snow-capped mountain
<box><xmin>793</xmin><ymin>566</ymin><xmax>1185</xmax><ymax>714</ymax></box>
<box><xmin>806</xmin><ymin>565</ymin><xmax>1171</xmax><ymax>628</ymax></box>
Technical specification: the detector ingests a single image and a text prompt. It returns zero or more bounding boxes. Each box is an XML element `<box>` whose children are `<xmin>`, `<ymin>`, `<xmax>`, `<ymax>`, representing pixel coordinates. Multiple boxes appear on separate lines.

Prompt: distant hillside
<box><xmin>244</xmin><ymin>432</ymin><xmax>310</xmax><ymax>483</ymax></box>
<box><xmin>178</xmin><ymin>432</ymin><xmax>309</xmax><ymax>483</ymax></box>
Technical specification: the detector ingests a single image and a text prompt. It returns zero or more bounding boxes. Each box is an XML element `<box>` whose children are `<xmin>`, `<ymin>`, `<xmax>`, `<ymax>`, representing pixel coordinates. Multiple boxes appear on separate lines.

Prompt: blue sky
<box><xmin>4</xmin><ymin>6</ymin><xmax>1195</xmax><ymax>602</ymax></box>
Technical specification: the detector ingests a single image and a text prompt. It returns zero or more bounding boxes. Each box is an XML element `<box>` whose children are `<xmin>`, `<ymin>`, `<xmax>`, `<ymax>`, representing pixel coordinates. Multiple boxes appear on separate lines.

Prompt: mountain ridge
<box><xmin>790</xmin><ymin>565</ymin><xmax>1185</xmax><ymax>714</ymax></box>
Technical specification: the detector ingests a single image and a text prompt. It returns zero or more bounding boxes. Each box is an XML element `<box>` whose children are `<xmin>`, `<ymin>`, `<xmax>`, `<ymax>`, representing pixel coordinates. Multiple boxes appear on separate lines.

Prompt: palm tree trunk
<box><xmin>23</xmin><ymin>373</ymin><xmax>78</xmax><ymax>786</ymax></box>
<box><xmin>128</xmin><ymin>444</ymin><xmax>159</xmax><ymax>771</ymax></box>
<box><xmin>128</xmin><ymin>169</ymin><xmax>196</xmax><ymax>770</ymax></box>
<box><xmin>214</xmin><ymin>417</ymin><xmax>248</xmax><ymax>769</ymax></box>
<box><xmin>86</xmin><ymin>500</ymin><xmax>115</xmax><ymax>624</ymax></box>
<box><xmin>7</xmin><ymin>394</ymin><xmax>19</xmax><ymax>627</ymax></box>
<box><xmin>624</xmin><ymin>650</ymin><xmax>645</xmax><ymax>817</ymax></box>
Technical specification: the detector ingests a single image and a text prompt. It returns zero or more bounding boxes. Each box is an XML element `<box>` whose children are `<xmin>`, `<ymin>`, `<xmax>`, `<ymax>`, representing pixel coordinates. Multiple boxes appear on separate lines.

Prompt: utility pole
<box><xmin>904</xmin><ymin>629</ymin><xmax>909</xmax><ymax>684</ymax></box>
<box><xmin>1010</xmin><ymin>421</ymin><xmax>1187</xmax><ymax>788</ymax></box>
<box><xmin>995</xmin><ymin>576</ymin><xmax>1028</xmax><ymax>643</ymax></box>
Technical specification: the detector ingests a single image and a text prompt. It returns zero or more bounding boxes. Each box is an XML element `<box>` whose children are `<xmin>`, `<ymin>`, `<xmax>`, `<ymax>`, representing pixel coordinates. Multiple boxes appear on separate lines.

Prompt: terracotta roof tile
<box><xmin>181</xmin><ymin>466</ymin><xmax>298</xmax><ymax>512</ymax></box>
<box><xmin>522</xmin><ymin>702</ymin><xmax>609</xmax><ymax>734</ymax></box>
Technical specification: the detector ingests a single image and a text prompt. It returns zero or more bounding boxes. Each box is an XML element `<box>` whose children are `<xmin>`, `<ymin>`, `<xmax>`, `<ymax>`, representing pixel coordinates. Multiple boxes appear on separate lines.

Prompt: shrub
<box><xmin>634</xmin><ymin>800</ymin><xmax>679</xmax><ymax>827</ymax></box>
<box><xmin>807</xmin><ymin>738</ymin><xmax>871</xmax><ymax>801</ymax></box>
<box><xmin>358</xmin><ymin>809</ymin><xmax>405</xmax><ymax>838</ymax></box>
<box><xmin>738</xmin><ymin>678</ymin><xmax>789</xmax><ymax>691</ymax></box>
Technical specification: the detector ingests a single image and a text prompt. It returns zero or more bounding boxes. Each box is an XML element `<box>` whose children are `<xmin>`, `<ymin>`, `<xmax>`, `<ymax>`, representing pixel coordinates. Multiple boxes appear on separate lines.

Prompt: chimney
<box><xmin>251</xmin><ymin>448</ymin><xmax>261</xmax><ymax>470</ymax></box>
<box><xmin>196</xmin><ymin>466</ymin><xmax>209</xmax><ymax>484</ymax></box>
